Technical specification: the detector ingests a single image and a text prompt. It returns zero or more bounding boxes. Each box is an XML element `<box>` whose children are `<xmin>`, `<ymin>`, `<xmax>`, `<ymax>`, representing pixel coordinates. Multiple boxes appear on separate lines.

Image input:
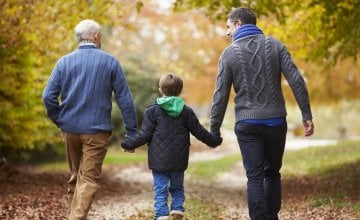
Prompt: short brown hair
<box><xmin>228</xmin><ymin>7</ymin><xmax>257</xmax><ymax>25</ymax></box>
<box><xmin>159</xmin><ymin>74</ymin><xmax>183</xmax><ymax>96</ymax></box>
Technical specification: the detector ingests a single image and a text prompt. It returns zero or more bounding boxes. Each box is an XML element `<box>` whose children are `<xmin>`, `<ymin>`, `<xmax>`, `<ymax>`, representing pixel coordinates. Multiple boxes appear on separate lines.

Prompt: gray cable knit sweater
<box><xmin>210</xmin><ymin>34</ymin><xmax>313</xmax><ymax>136</ymax></box>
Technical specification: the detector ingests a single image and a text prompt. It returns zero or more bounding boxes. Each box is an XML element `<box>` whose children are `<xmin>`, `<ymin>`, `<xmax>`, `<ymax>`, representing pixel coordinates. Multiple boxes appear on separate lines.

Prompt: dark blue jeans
<box><xmin>152</xmin><ymin>171</ymin><xmax>185</xmax><ymax>219</ymax></box>
<box><xmin>235</xmin><ymin>122</ymin><xmax>287</xmax><ymax>220</ymax></box>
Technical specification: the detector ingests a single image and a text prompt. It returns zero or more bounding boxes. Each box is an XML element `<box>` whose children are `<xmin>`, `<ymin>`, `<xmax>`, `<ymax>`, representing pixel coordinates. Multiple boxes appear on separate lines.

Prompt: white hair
<box><xmin>74</xmin><ymin>19</ymin><xmax>100</xmax><ymax>43</ymax></box>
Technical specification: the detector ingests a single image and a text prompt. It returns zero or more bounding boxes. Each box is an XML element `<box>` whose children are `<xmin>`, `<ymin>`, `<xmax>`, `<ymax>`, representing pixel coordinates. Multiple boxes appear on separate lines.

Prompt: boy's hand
<box><xmin>121</xmin><ymin>135</ymin><xmax>135</xmax><ymax>152</ymax></box>
<box><xmin>208</xmin><ymin>135</ymin><xmax>222</xmax><ymax>148</ymax></box>
<box><xmin>215</xmin><ymin>136</ymin><xmax>223</xmax><ymax>147</ymax></box>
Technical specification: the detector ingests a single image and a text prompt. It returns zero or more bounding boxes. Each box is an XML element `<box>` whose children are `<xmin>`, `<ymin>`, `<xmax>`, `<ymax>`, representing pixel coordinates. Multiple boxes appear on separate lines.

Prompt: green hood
<box><xmin>156</xmin><ymin>96</ymin><xmax>184</xmax><ymax>118</ymax></box>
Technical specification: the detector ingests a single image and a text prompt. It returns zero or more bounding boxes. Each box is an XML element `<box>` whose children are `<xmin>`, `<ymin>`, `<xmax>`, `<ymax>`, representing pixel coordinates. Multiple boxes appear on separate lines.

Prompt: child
<box><xmin>121</xmin><ymin>74</ymin><xmax>222</xmax><ymax>220</ymax></box>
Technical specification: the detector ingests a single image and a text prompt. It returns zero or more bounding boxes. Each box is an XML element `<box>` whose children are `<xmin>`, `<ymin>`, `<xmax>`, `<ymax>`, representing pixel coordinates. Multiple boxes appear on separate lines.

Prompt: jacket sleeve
<box><xmin>210</xmin><ymin>55</ymin><xmax>233</xmax><ymax>136</ymax></box>
<box><xmin>187</xmin><ymin>109</ymin><xmax>222</xmax><ymax>148</ymax></box>
<box><xmin>42</xmin><ymin>62</ymin><xmax>62</xmax><ymax>126</ymax></box>
<box><xmin>112</xmin><ymin>60</ymin><xmax>138</xmax><ymax>137</ymax></box>
<box><xmin>121</xmin><ymin>108</ymin><xmax>155</xmax><ymax>150</ymax></box>
<box><xmin>279</xmin><ymin>44</ymin><xmax>313</xmax><ymax>120</ymax></box>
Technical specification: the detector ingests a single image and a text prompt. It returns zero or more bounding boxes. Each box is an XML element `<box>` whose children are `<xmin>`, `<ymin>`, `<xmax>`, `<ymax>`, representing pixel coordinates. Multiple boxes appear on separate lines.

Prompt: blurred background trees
<box><xmin>0</xmin><ymin>0</ymin><xmax>144</xmax><ymax>161</ymax></box>
<box><xmin>0</xmin><ymin>0</ymin><xmax>359</xmax><ymax>163</ymax></box>
<box><xmin>174</xmin><ymin>0</ymin><xmax>360</xmax><ymax>102</ymax></box>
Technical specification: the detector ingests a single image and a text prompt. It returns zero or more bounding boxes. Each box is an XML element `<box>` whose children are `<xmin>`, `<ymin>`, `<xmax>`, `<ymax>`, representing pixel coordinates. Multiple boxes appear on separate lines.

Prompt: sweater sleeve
<box><xmin>187</xmin><ymin>109</ymin><xmax>222</xmax><ymax>148</ymax></box>
<box><xmin>112</xmin><ymin>60</ymin><xmax>138</xmax><ymax>136</ymax></box>
<box><xmin>42</xmin><ymin>62</ymin><xmax>62</xmax><ymax>126</ymax></box>
<box><xmin>121</xmin><ymin>108</ymin><xmax>155</xmax><ymax>150</ymax></box>
<box><xmin>279</xmin><ymin>44</ymin><xmax>313</xmax><ymax>120</ymax></box>
<box><xmin>210</xmin><ymin>55</ymin><xmax>233</xmax><ymax>136</ymax></box>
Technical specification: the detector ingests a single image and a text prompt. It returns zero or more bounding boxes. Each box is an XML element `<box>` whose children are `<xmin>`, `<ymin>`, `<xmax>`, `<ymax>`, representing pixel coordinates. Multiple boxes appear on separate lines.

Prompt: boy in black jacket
<box><xmin>121</xmin><ymin>74</ymin><xmax>222</xmax><ymax>220</ymax></box>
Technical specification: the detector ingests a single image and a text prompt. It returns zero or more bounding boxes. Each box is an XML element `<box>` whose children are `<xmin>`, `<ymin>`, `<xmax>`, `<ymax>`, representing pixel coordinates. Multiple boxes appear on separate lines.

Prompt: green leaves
<box><xmin>174</xmin><ymin>0</ymin><xmax>360</xmax><ymax>61</ymax></box>
<box><xmin>0</xmin><ymin>0</ymin><xmax>139</xmax><ymax>150</ymax></box>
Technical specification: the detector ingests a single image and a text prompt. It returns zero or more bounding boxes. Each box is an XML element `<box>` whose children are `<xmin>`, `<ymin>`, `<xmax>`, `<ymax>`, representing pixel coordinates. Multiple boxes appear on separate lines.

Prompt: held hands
<box><xmin>216</xmin><ymin>136</ymin><xmax>223</xmax><ymax>146</ymax></box>
<box><xmin>210</xmin><ymin>132</ymin><xmax>223</xmax><ymax>148</ymax></box>
<box><xmin>303</xmin><ymin>120</ymin><xmax>314</xmax><ymax>137</ymax></box>
<box><xmin>121</xmin><ymin>135</ymin><xmax>135</xmax><ymax>153</ymax></box>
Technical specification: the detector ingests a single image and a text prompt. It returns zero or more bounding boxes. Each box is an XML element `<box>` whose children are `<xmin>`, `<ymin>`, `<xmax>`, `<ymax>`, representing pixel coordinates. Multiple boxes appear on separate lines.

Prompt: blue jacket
<box><xmin>42</xmin><ymin>44</ymin><xmax>137</xmax><ymax>135</ymax></box>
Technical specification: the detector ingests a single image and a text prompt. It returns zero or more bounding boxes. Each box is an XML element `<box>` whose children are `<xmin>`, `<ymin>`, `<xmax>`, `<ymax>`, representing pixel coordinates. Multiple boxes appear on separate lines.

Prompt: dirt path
<box><xmin>88</xmin><ymin>165</ymin><xmax>154</xmax><ymax>219</ymax></box>
<box><xmin>87</xmin><ymin>132</ymin><xmax>341</xmax><ymax>219</ymax></box>
<box><xmin>88</xmin><ymin>132</ymin><xmax>249</xmax><ymax>219</ymax></box>
<box><xmin>1</xmin><ymin>132</ymin><xmax>355</xmax><ymax>219</ymax></box>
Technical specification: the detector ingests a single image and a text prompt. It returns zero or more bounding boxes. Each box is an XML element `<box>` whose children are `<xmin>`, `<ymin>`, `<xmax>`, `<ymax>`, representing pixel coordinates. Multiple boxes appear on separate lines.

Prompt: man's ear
<box><xmin>94</xmin><ymin>32</ymin><xmax>101</xmax><ymax>40</ymax></box>
<box><xmin>94</xmin><ymin>32</ymin><xmax>102</xmax><ymax>48</ymax></box>
<box><xmin>236</xmin><ymin>20</ymin><xmax>242</xmax><ymax>27</ymax></box>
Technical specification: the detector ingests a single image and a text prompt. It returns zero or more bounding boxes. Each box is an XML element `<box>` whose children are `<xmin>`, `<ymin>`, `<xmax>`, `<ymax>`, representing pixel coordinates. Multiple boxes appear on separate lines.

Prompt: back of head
<box><xmin>228</xmin><ymin>7</ymin><xmax>257</xmax><ymax>25</ymax></box>
<box><xmin>74</xmin><ymin>19</ymin><xmax>100</xmax><ymax>43</ymax></box>
<box><xmin>159</xmin><ymin>74</ymin><xmax>183</xmax><ymax>96</ymax></box>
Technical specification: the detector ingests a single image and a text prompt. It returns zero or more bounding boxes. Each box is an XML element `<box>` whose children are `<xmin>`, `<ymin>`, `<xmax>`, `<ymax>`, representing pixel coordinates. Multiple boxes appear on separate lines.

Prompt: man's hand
<box><xmin>303</xmin><ymin>120</ymin><xmax>314</xmax><ymax>137</ymax></box>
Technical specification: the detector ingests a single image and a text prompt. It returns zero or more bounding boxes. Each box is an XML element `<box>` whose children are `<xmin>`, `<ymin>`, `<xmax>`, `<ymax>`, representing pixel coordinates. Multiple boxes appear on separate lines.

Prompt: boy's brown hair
<box><xmin>159</xmin><ymin>74</ymin><xmax>183</xmax><ymax>96</ymax></box>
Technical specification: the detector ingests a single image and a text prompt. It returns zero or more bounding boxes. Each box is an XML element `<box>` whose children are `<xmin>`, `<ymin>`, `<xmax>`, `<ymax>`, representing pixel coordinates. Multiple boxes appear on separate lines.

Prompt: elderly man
<box><xmin>210</xmin><ymin>8</ymin><xmax>314</xmax><ymax>220</ymax></box>
<box><xmin>42</xmin><ymin>19</ymin><xmax>137</xmax><ymax>219</ymax></box>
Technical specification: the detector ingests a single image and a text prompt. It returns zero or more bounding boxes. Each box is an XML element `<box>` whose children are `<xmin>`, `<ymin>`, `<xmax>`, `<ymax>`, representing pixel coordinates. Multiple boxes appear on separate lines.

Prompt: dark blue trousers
<box><xmin>235</xmin><ymin>122</ymin><xmax>287</xmax><ymax>220</ymax></box>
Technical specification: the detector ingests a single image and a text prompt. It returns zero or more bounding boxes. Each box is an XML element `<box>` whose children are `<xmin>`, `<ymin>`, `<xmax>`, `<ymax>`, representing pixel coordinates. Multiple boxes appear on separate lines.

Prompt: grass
<box><xmin>126</xmin><ymin>198</ymin><xmax>222</xmax><ymax>220</ymax></box>
<box><xmin>186</xmin><ymin>154</ymin><xmax>241</xmax><ymax>180</ymax></box>
<box><xmin>282</xmin><ymin>140</ymin><xmax>360</xmax><ymax>176</ymax></box>
<box><xmin>184</xmin><ymin>198</ymin><xmax>223</xmax><ymax>219</ymax></box>
<box><xmin>35</xmin><ymin>146</ymin><xmax>147</xmax><ymax>172</ymax></box>
<box><xmin>282</xmin><ymin>140</ymin><xmax>360</xmax><ymax>212</ymax></box>
<box><xmin>36</xmin><ymin>139</ymin><xmax>360</xmax><ymax>179</ymax></box>
<box><xmin>103</xmin><ymin>147</ymin><xmax>147</xmax><ymax>164</ymax></box>
<box><xmin>310</xmin><ymin>195</ymin><xmax>350</xmax><ymax>208</ymax></box>
<box><xmin>34</xmin><ymin>161</ymin><xmax>69</xmax><ymax>172</ymax></box>
<box><xmin>186</xmin><ymin>140</ymin><xmax>360</xmax><ymax>215</ymax></box>
<box><xmin>186</xmin><ymin>140</ymin><xmax>360</xmax><ymax>181</ymax></box>
<box><xmin>24</xmin><ymin>137</ymin><xmax>360</xmax><ymax>218</ymax></box>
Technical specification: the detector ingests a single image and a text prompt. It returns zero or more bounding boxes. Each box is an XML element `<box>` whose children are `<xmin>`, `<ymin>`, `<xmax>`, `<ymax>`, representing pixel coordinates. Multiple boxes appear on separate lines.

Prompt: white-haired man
<box><xmin>43</xmin><ymin>19</ymin><xmax>138</xmax><ymax>219</ymax></box>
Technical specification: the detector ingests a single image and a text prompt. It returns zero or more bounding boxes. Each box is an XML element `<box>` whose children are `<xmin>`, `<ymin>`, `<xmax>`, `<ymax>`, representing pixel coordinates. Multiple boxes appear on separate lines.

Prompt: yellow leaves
<box><xmin>0</xmin><ymin>0</ymin><xmax>141</xmax><ymax>149</ymax></box>
<box><xmin>337</xmin><ymin>0</ymin><xmax>354</xmax><ymax>10</ymax></box>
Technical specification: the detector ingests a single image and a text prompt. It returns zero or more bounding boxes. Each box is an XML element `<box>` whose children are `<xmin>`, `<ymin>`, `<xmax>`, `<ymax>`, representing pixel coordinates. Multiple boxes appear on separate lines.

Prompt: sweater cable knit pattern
<box><xmin>210</xmin><ymin>34</ymin><xmax>312</xmax><ymax>136</ymax></box>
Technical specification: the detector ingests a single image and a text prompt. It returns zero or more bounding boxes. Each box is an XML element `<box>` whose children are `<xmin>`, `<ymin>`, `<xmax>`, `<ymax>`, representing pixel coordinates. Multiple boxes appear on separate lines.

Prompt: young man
<box><xmin>42</xmin><ymin>19</ymin><xmax>137</xmax><ymax>219</ymax></box>
<box><xmin>210</xmin><ymin>7</ymin><xmax>314</xmax><ymax>220</ymax></box>
<box><xmin>122</xmin><ymin>74</ymin><xmax>222</xmax><ymax>220</ymax></box>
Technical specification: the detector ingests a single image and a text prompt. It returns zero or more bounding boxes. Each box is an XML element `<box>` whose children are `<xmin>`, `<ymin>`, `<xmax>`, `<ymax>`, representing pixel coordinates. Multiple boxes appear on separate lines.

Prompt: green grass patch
<box><xmin>35</xmin><ymin>161</ymin><xmax>69</xmax><ymax>172</ymax></box>
<box><xmin>35</xmin><ymin>146</ymin><xmax>148</xmax><ymax>172</ymax></box>
<box><xmin>310</xmin><ymin>195</ymin><xmax>350</xmax><ymax>208</ymax></box>
<box><xmin>103</xmin><ymin>147</ymin><xmax>147</xmax><ymax>164</ymax></box>
<box><xmin>186</xmin><ymin>154</ymin><xmax>241</xmax><ymax>180</ymax></box>
<box><xmin>282</xmin><ymin>140</ymin><xmax>360</xmax><ymax>176</ymax></box>
<box><xmin>283</xmin><ymin>140</ymin><xmax>360</xmax><ymax>212</ymax></box>
<box><xmin>125</xmin><ymin>198</ymin><xmax>222</xmax><ymax>220</ymax></box>
<box><xmin>184</xmin><ymin>198</ymin><xmax>222</xmax><ymax>219</ymax></box>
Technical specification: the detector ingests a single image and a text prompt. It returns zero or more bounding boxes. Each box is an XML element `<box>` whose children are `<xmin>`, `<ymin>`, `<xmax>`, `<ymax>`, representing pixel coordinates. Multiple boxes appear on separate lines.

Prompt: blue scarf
<box><xmin>232</xmin><ymin>24</ymin><xmax>263</xmax><ymax>41</ymax></box>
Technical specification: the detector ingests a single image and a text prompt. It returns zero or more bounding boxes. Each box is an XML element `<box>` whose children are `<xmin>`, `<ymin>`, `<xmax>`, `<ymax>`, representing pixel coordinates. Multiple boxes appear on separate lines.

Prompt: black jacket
<box><xmin>121</xmin><ymin>104</ymin><xmax>222</xmax><ymax>172</ymax></box>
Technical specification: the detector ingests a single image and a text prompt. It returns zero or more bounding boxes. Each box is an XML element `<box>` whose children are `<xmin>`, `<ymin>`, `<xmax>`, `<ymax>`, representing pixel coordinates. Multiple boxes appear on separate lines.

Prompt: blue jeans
<box><xmin>152</xmin><ymin>171</ymin><xmax>185</xmax><ymax>219</ymax></box>
<box><xmin>235</xmin><ymin>122</ymin><xmax>287</xmax><ymax>220</ymax></box>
